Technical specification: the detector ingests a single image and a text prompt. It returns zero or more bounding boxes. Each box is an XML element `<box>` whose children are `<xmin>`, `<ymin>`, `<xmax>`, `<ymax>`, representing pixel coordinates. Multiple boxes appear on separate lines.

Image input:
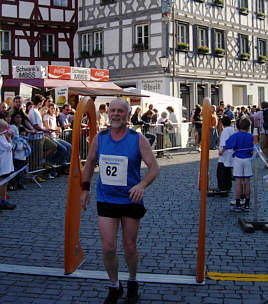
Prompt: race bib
<box><xmin>99</xmin><ymin>154</ymin><xmax>128</xmax><ymax>186</ymax></box>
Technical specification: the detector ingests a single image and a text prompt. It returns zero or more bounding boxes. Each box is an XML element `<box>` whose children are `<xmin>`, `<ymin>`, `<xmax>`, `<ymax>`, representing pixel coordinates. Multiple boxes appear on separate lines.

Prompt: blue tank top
<box><xmin>97</xmin><ymin>128</ymin><xmax>143</xmax><ymax>205</ymax></box>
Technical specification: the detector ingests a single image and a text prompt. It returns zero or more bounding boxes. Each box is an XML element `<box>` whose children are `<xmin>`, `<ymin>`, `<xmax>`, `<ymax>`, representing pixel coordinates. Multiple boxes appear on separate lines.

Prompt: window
<box><xmin>198</xmin><ymin>27</ymin><xmax>208</xmax><ymax>47</ymax></box>
<box><xmin>1</xmin><ymin>31</ymin><xmax>11</xmax><ymax>51</ymax></box>
<box><xmin>258</xmin><ymin>39</ymin><xmax>266</xmax><ymax>56</ymax></box>
<box><xmin>80</xmin><ymin>31</ymin><xmax>103</xmax><ymax>57</ymax></box>
<box><xmin>240</xmin><ymin>0</ymin><xmax>248</xmax><ymax>8</ymax></box>
<box><xmin>53</xmin><ymin>0</ymin><xmax>68</xmax><ymax>7</ymax></box>
<box><xmin>135</xmin><ymin>24</ymin><xmax>149</xmax><ymax>50</ymax></box>
<box><xmin>258</xmin><ymin>87</ymin><xmax>265</xmax><ymax>104</ymax></box>
<box><xmin>257</xmin><ymin>0</ymin><xmax>265</xmax><ymax>12</ymax></box>
<box><xmin>177</xmin><ymin>23</ymin><xmax>188</xmax><ymax>44</ymax></box>
<box><xmin>93</xmin><ymin>31</ymin><xmax>103</xmax><ymax>55</ymax></box>
<box><xmin>214</xmin><ymin>30</ymin><xmax>224</xmax><ymax>49</ymax></box>
<box><xmin>240</xmin><ymin>35</ymin><xmax>249</xmax><ymax>54</ymax></box>
<box><xmin>81</xmin><ymin>33</ymin><xmax>90</xmax><ymax>53</ymax></box>
<box><xmin>42</xmin><ymin>34</ymin><xmax>55</xmax><ymax>57</ymax></box>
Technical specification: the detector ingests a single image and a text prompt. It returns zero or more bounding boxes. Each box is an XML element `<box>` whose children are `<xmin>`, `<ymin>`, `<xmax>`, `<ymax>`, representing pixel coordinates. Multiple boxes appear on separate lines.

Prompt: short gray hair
<box><xmin>109</xmin><ymin>97</ymin><xmax>131</xmax><ymax>113</ymax></box>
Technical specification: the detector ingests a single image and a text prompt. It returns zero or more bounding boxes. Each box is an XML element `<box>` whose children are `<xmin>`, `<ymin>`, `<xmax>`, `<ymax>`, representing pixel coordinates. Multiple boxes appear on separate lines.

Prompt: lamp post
<box><xmin>160</xmin><ymin>0</ymin><xmax>176</xmax><ymax>97</ymax></box>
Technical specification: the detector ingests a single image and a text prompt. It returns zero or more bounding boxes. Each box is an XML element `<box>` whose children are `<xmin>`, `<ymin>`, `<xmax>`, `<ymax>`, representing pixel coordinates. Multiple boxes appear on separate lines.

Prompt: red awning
<box><xmin>3</xmin><ymin>78</ymin><xmax>122</xmax><ymax>90</ymax></box>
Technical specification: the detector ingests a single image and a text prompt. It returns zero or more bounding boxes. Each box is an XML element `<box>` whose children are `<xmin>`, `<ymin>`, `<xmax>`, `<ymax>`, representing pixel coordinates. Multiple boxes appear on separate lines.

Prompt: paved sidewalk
<box><xmin>0</xmin><ymin>150</ymin><xmax>268</xmax><ymax>304</ymax></box>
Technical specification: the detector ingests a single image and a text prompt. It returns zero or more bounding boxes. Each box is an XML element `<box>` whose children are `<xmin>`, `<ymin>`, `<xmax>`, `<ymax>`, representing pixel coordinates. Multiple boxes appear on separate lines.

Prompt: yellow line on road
<box><xmin>207</xmin><ymin>272</ymin><xmax>268</xmax><ymax>282</ymax></box>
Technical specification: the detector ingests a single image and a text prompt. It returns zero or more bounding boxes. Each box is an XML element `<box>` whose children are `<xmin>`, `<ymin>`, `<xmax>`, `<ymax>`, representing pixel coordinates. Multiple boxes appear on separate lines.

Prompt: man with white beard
<box><xmin>80</xmin><ymin>97</ymin><xmax>159</xmax><ymax>304</ymax></box>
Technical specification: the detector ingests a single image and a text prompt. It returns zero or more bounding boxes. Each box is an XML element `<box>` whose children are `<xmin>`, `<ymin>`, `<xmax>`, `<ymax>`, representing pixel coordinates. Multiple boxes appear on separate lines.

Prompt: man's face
<box><xmin>14</xmin><ymin>98</ymin><xmax>23</xmax><ymax>110</ymax></box>
<box><xmin>64</xmin><ymin>106</ymin><xmax>70</xmax><ymax>114</ymax></box>
<box><xmin>108</xmin><ymin>101</ymin><xmax>129</xmax><ymax>128</ymax></box>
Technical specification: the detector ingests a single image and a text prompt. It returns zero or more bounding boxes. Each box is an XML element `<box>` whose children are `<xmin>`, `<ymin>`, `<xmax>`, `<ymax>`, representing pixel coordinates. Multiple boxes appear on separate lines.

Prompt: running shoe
<box><xmin>104</xmin><ymin>282</ymin><xmax>123</xmax><ymax>304</ymax></box>
<box><xmin>125</xmin><ymin>281</ymin><xmax>139</xmax><ymax>304</ymax></box>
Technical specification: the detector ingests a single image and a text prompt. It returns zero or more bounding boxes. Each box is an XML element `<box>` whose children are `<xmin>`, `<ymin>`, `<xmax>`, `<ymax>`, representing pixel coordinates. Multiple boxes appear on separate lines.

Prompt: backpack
<box><xmin>263</xmin><ymin>108</ymin><xmax>268</xmax><ymax>131</ymax></box>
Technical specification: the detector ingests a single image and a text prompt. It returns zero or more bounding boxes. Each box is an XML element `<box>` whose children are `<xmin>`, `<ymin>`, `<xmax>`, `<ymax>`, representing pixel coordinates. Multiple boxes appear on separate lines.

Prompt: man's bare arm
<box><xmin>128</xmin><ymin>134</ymin><xmax>160</xmax><ymax>202</ymax></box>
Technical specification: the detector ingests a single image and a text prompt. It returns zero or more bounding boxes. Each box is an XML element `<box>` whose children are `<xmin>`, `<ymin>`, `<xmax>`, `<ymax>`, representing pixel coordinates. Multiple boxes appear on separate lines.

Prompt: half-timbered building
<box><xmin>75</xmin><ymin>0</ymin><xmax>268</xmax><ymax>120</ymax></box>
<box><xmin>0</xmin><ymin>0</ymin><xmax>78</xmax><ymax>86</ymax></box>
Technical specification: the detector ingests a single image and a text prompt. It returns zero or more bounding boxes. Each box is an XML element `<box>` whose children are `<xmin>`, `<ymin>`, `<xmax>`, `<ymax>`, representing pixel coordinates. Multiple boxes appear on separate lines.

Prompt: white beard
<box><xmin>110</xmin><ymin>118</ymin><xmax>127</xmax><ymax>128</ymax></box>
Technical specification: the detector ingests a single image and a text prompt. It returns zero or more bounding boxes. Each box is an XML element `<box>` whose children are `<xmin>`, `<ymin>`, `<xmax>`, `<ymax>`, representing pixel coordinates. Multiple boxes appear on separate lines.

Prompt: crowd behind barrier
<box><xmin>26</xmin><ymin>123</ymin><xmax>193</xmax><ymax>174</ymax></box>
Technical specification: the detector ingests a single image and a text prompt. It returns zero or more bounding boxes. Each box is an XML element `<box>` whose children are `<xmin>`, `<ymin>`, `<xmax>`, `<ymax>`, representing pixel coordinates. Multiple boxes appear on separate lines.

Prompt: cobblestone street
<box><xmin>0</xmin><ymin>150</ymin><xmax>268</xmax><ymax>304</ymax></box>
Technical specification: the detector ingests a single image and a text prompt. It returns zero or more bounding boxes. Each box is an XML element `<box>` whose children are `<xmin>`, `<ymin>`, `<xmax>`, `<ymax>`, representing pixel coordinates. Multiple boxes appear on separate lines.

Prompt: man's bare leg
<box><xmin>98</xmin><ymin>216</ymin><xmax>120</xmax><ymax>283</ymax></box>
<box><xmin>121</xmin><ymin>217</ymin><xmax>140</xmax><ymax>280</ymax></box>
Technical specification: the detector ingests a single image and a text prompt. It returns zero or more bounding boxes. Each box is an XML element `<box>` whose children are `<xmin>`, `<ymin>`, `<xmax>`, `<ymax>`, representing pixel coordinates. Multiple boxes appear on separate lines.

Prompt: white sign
<box><xmin>4</xmin><ymin>91</ymin><xmax>15</xmax><ymax>105</ymax></box>
<box><xmin>141</xmin><ymin>79</ymin><xmax>164</xmax><ymax>93</ymax></box>
<box><xmin>19</xmin><ymin>83</ymin><xmax>32</xmax><ymax>103</ymax></box>
<box><xmin>71</xmin><ymin>67</ymin><xmax>91</xmax><ymax>81</ymax></box>
<box><xmin>55</xmin><ymin>86</ymin><xmax>68</xmax><ymax>107</ymax></box>
<box><xmin>13</xmin><ymin>65</ymin><xmax>46</xmax><ymax>79</ymax></box>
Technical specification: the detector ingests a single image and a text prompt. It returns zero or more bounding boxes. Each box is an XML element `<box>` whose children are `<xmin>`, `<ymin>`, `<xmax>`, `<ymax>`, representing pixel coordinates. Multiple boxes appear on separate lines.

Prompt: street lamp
<box><xmin>159</xmin><ymin>56</ymin><xmax>169</xmax><ymax>72</ymax></box>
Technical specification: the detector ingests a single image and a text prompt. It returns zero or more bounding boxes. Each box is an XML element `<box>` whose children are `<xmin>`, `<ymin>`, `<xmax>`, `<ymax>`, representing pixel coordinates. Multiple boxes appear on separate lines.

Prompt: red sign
<box><xmin>48</xmin><ymin>65</ymin><xmax>71</xmax><ymax>79</ymax></box>
<box><xmin>90</xmin><ymin>68</ymin><xmax>109</xmax><ymax>82</ymax></box>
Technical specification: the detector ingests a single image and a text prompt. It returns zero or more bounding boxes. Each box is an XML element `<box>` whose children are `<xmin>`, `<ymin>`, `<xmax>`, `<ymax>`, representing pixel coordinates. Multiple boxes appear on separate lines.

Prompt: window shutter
<box><xmin>211</xmin><ymin>28</ymin><xmax>215</xmax><ymax>52</ymax></box>
<box><xmin>193</xmin><ymin>25</ymin><xmax>197</xmax><ymax>51</ymax></box>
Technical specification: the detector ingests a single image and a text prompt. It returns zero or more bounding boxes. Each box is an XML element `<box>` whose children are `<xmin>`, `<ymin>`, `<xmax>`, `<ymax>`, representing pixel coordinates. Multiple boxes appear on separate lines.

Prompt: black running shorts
<box><xmin>97</xmin><ymin>202</ymin><xmax>147</xmax><ymax>220</ymax></box>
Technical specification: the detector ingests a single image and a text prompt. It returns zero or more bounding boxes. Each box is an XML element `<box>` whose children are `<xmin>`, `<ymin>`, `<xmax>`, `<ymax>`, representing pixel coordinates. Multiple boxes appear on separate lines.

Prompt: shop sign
<box><xmin>47</xmin><ymin>65</ymin><xmax>71</xmax><ymax>79</ymax></box>
<box><xmin>19</xmin><ymin>83</ymin><xmax>32</xmax><ymax>103</ymax></box>
<box><xmin>90</xmin><ymin>68</ymin><xmax>109</xmax><ymax>82</ymax></box>
<box><xmin>71</xmin><ymin>67</ymin><xmax>91</xmax><ymax>81</ymax></box>
<box><xmin>55</xmin><ymin>86</ymin><xmax>68</xmax><ymax>107</ymax></box>
<box><xmin>4</xmin><ymin>91</ymin><xmax>15</xmax><ymax>105</ymax></box>
<box><xmin>13</xmin><ymin>65</ymin><xmax>46</xmax><ymax>79</ymax></box>
<box><xmin>130</xmin><ymin>98</ymin><xmax>141</xmax><ymax>106</ymax></box>
<box><xmin>141</xmin><ymin>79</ymin><xmax>164</xmax><ymax>93</ymax></box>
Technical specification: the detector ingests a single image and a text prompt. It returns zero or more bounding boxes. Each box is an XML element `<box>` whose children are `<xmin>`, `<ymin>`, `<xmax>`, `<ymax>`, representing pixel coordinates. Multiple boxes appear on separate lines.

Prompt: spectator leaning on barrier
<box><xmin>192</xmin><ymin>106</ymin><xmax>202</xmax><ymax>152</ymax></box>
<box><xmin>130</xmin><ymin>107</ymin><xmax>144</xmax><ymax>131</ymax></box>
<box><xmin>254</xmin><ymin>101</ymin><xmax>268</xmax><ymax>161</ymax></box>
<box><xmin>39</xmin><ymin>95</ymin><xmax>54</xmax><ymax>118</ymax></box>
<box><xmin>58</xmin><ymin>104</ymin><xmax>73</xmax><ymax>130</ymax></box>
<box><xmin>28</xmin><ymin>94</ymin><xmax>57</xmax><ymax>163</ymax></box>
<box><xmin>0</xmin><ymin>119</ymin><xmax>16</xmax><ymax>210</ymax></box>
<box><xmin>166</xmin><ymin>106</ymin><xmax>178</xmax><ymax>147</ymax></box>
<box><xmin>43</xmin><ymin>103</ymin><xmax>71</xmax><ymax>171</ymax></box>
<box><xmin>156</xmin><ymin>111</ymin><xmax>172</xmax><ymax>158</ymax></box>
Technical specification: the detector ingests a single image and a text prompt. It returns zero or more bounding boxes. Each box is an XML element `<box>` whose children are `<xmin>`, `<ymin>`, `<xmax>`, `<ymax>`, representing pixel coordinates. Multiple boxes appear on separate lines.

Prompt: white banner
<box><xmin>13</xmin><ymin>65</ymin><xmax>46</xmax><ymax>79</ymax></box>
<box><xmin>55</xmin><ymin>86</ymin><xmax>68</xmax><ymax>107</ymax></box>
<box><xmin>19</xmin><ymin>83</ymin><xmax>32</xmax><ymax>103</ymax></box>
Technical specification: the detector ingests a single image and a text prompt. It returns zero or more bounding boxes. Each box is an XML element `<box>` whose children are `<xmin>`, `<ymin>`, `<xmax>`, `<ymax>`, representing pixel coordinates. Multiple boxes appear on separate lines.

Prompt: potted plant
<box><xmin>198</xmin><ymin>46</ymin><xmax>209</xmax><ymax>54</ymax></box>
<box><xmin>239</xmin><ymin>7</ymin><xmax>249</xmax><ymax>15</ymax></box>
<box><xmin>214</xmin><ymin>48</ymin><xmax>225</xmax><ymax>57</ymax></box>
<box><xmin>177</xmin><ymin>42</ymin><xmax>189</xmax><ymax>51</ymax></box>
<box><xmin>42</xmin><ymin>51</ymin><xmax>56</xmax><ymax>58</ymax></box>
<box><xmin>240</xmin><ymin>52</ymin><xmax>250</xmax><ymax>60</ymax></box>
<box><xmin>133</xmin><ymin>43</ymin><xmax>145</xmax><ymax>51</ymax></box>
<box><xmin>1</xmin><ymin>49</ymin><xmax>12</xmax><ymax>56</ymax></box>
<box><xmin>258</xmin><ymin>55</ymin><xmax>267</xmax><ymax>63</ymax></box>
<box><xmin>80</xmin><ymin>50</ymin><xmax>89</xmax><ymax>58</ymax></box>
<box><xmin>257</xmin><ymin>11</ymin><xmax>265</xmax><ymax>19</ymax></box>
<box><xmin>214</xmin><ymin>0</ymin><xmax>224</xmax><ymax>7</ymax></box>
<box><xmin>92</xmin><ymin>49</ymin><xmax>102</xmax><ymax>56</ymax></box>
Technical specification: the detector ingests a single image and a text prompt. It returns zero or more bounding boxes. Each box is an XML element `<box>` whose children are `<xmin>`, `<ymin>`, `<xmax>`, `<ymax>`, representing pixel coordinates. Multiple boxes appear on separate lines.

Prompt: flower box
<box><xmin>80</xmin><ymin>50</ymin><xmax>90</xmax><ymax>58</ymax></box>
<box><xmin>240</xmin><ymin>52</ymin><xmax>250</xmax><ymax>61</ymax></box>
<box><xmin>214</xmin><ymin>0</ymin><xmax>224</xmax><ymax>7</ymax></box>
<box><xmin>92</xmin><ymin>49</ymin><xmax>102</xmax><ymax>57</ymax></box>
<box><xmin>1</xmin><ymin>49</ymin><xmax>12</xmax><ymax>56</ymax></box>
<box><xmin>177</xmin><ymin>43</ymin><xmax>189</xmax><ymax>51</ymax></box>
<box><xmin>198</xmin><ymin>46</ymin><xmax>209</xmax><ymax>54</ymax></box>
<box><xmin>133</xmin><ymin>43</ymin><xmax>146</xmax><ymax>51</ymax></box>
<box><xmin>257</xmin><ymin>12</ymin><xmax>265</xmax><ymax>19</ymax></box>
<box><xmin>42</xmin><ymin>51</ymin><xmax>56</xmax><ymax>58</ymax></box>
<box><xmin>239</xmin><ymin>7</ymin><xmax>248</xmax><ymax>15</ymax></box>
<box><xmin>258</xmin><ymin>55</ymin><xmax>267</xmax><ymax>63</ymax></box>
<box><xmin>214</xmin><ymin>48</ymin><xmax>225</xmax><ymax>57</ymax></box>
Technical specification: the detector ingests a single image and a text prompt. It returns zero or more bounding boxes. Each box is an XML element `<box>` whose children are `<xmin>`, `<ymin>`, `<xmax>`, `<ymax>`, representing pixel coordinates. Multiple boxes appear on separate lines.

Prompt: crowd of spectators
<box><xmin>191</xmin><ymin>101</ymin><xmax>261</xmax><ymax>152</ymax></box>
